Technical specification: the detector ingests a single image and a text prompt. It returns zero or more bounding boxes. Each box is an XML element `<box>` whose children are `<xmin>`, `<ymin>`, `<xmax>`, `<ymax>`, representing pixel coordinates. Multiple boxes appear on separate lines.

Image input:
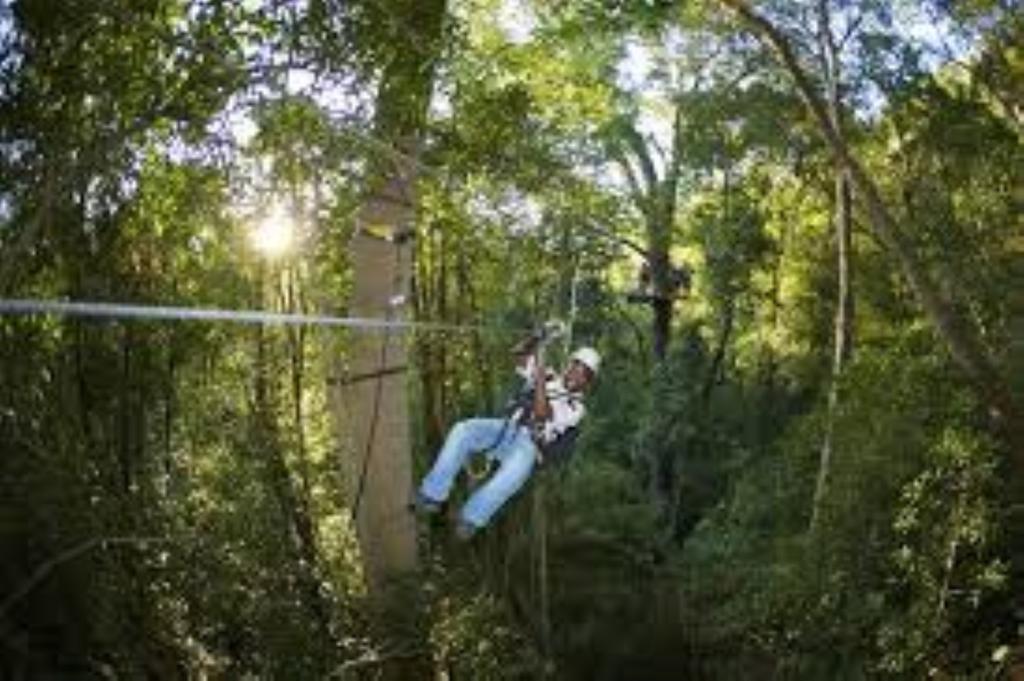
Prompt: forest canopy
<box><xmin>0</xmin><ymin>0</ymin><xmax>1022</xmax><ymax>679</ymax></box>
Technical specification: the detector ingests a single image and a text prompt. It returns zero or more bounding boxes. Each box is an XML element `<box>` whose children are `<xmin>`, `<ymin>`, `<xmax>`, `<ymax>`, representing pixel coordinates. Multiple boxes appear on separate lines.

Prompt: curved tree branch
<box><xmin>718</xmin><ymin>0</ymin><xmax>1024</xmax><ymax>475</ymax></box>
<box><xmin>0</xmin><ymin>536</ymin><xmax>167</xmax><ymax>621</ymax></box>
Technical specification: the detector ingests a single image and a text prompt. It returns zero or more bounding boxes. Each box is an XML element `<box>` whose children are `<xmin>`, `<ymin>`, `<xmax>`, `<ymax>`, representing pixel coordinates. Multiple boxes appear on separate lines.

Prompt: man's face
<box><xmin>563</xmin><ymin>360</ymin><xmax>595</xmax><ymax>392</ymax></box>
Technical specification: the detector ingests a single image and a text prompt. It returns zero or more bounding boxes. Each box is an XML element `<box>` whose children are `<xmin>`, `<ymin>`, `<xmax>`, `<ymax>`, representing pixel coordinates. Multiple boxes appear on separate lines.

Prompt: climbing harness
<box><xmin>463</xmin><ymin>319</ymin><xmax>584</xmax><ymax>481</ymax></box>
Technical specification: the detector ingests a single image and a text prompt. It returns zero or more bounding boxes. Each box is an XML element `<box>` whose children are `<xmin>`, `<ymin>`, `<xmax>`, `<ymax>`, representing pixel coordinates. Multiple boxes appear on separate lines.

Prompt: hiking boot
<box><xmin>411</xmin><ymin>491</ymin><xmax>441</xmax><ymax>515</ymax></box>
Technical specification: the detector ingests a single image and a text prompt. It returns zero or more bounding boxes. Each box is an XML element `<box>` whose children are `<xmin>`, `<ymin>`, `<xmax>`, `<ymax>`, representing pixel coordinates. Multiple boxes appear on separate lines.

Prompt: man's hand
<box><xmin>532</xmin><ymin>352</ymin><xmax>546</xmax><ymax>383</ymax></box>
<box><xmin>512</xmin><ymin>333</ymin><xmax>541</xmax><ymax>357</ymax></box>
<box><xmin>531</xmin><ymin>351</ymin><xmax>552</xmax><ymax>421</ymax></box>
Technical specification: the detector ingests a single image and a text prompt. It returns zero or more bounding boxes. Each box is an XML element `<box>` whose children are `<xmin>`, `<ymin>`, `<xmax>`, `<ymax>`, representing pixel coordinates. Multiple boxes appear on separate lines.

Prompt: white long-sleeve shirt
<box><xmin>515</xmin><ymin>356</ymin><xmax>586</xmax><ymax>445</ymax></box>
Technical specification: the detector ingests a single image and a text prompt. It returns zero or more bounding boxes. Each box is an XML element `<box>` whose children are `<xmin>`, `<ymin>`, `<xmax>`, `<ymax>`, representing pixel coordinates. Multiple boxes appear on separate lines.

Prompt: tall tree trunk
<box><xmin>811</xmin><ymin>0</ymin><xmax>855</xmax><ymax>530</ymax></box>
<box><xmin>703</xmin><ymin>148</ymin><xmax>738</xmax><ymax>406</ymax></box>
<box><xmin>613</xmin><ymin>110</ymin><xmax>686</xmax><ymax>520</ymax></box>
<box><xmin>331</xmin><ymin>0</ymin><xmax>447</xmax><ymax>641</ymax></box>
<box><xmin>812</xmin><ymin>166</ymin><xmax>853</xmax><ymax>530</ymax></box>
<box><xmin>0</xmin><ymin>164</ymin><xmax>55</xmax><ymax>295</ymax></box>
<box><xmin>703</xmin><ymin>299</ymin><xmax>735</xmax><ymax>405</ymax></box>
<box><xmin>341</xmin><ymin>199</ymin><xmax>418</xmax><ymax>590</ymax></box>
<box><xmin>719</xmin><ymin>0</ymin><xmax>1024</xmax><ymax>478</ymax></box>
<box><xmin>650</xmin><ymin>253</ymin><xmax>674</xmax><ymax>362</ymax></box>
<box><xmin>532</xmin><ymin>478</ymin><xmax>552</xmax><ymax>676</ymax></box>
<box><xmin>253</xmin><ymin>315</ymin><xmax>336</xmax><ymax>657</ymax></box>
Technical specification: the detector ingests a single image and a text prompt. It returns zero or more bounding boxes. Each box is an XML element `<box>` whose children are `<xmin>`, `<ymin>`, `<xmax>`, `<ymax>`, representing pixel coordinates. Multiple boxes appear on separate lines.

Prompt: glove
<box><xmin>512</xmin><ymin>319</ymin><xmax>565</xmax><ymax>356</ymax></box>
<box><xmin>540</xmin><ymin>319</ymin><xmax>567</xmax><ymax>341</ymax></box>
<box><xmin>512</xmin><ymin>333</ymin><xmax>542</xmax><ymax>357</ymax></box>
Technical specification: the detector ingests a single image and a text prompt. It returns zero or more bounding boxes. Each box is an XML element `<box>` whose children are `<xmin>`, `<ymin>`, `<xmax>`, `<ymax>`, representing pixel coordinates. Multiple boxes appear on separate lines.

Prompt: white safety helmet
<box><xmin>570</xmin><ymin>347</ymin><xmax>601</xmax><ymax>375</ymax></box>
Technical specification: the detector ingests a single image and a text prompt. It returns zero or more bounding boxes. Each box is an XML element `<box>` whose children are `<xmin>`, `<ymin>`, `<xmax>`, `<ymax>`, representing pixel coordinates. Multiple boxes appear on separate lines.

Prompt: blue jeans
<box><xmin>419</xmin><ymin>417</ymin><xmax>537</xmax><ymax>528</ymax></box>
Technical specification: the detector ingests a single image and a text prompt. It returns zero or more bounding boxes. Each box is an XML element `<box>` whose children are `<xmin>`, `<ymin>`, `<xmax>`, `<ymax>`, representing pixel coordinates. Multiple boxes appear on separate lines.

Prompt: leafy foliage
<box><xmin>0</xmin><ymin>0</ymin><xmax>1021</xmax><ymax>678</ymax></box>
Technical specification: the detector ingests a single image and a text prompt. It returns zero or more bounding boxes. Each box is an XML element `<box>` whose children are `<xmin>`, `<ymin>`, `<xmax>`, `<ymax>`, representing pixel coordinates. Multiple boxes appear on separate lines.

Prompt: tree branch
<box><xmin>718</xmin><ymin>0</ymin><xmax>1024</xmax><ymax>474</ymax></box>
<box><xmin>0</xmin><ymin>536</ymin><xmax>168</xmax><ymax>621</ymax></box>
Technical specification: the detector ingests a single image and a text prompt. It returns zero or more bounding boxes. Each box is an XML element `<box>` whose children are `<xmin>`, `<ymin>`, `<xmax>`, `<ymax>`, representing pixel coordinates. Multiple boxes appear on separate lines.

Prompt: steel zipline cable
<box><xmin>0</xmin><ymin>298</ymin><xmax>528</xmax><ymax>336</ymax></box>
<box><xmin>0</xmin><ymin>296</ymin><xmax>532</xmax><ymax>523</ymax></box>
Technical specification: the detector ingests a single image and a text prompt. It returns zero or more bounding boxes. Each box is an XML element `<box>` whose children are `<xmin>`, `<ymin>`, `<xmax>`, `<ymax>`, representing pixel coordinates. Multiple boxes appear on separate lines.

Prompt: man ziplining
<box><xmin>413</xmin><ymin>329</ymin><xmax>601</xmax><ymax>539</ymax></box>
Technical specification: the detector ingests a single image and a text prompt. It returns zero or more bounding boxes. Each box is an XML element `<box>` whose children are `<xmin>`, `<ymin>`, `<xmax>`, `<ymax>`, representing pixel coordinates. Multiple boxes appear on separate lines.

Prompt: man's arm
<box><xmin>512</xmin><ymin>333</ymin><xmax>540</xmax><ymax>380</ymax></box>
<box><xmin>531</xmin><ymin>352</ymin><xmax>552</xmax><ymax>422</ymax></box>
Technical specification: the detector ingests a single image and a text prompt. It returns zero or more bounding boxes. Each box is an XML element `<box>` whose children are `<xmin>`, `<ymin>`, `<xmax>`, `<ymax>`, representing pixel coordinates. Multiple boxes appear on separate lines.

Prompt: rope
<box><xmin>0</xmin><ymin>298</ymin><xmax>525</xmax><ymax>336</ymax></box>
<box><xmin>351</xmin><ymin>325</ymin><xmax>391</xmax><ymax>521</ymax></box>
<box><xmin>351</xmin><ymin>221</ymin><xmax>409</xmax><ymax>522</ymax></box>
<box><xmin>463</xmin><ymin>345</ymin><xmax>583</xmax><ymax>481</ymax></box>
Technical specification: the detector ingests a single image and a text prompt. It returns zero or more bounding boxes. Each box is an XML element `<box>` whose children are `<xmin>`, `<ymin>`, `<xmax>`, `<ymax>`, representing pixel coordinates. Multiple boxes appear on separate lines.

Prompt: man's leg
<box><xmin>418</xmin><ymin>418</ymin><xmax>510</xmax><ymax>505</ymax></box>
<box><xmin>460</xmin><ymin>430</ymin><xmax>536</xmax><ymax>529</ymax></box>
